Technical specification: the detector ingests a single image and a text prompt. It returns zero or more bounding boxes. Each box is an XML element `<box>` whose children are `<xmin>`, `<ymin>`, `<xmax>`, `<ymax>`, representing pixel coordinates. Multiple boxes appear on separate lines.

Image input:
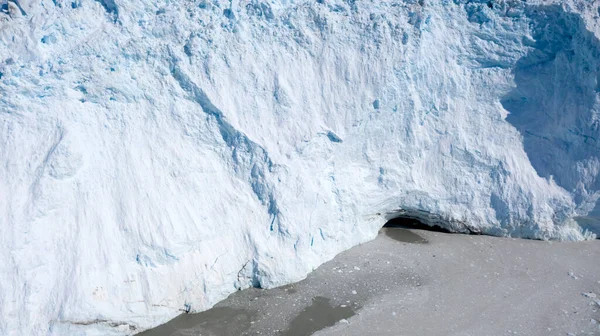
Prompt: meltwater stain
<box><xmin>138</xmin><ymin>307</ymin><xmax>256</xmax><ymax>336</ymax></box>
<box><xmin>282</xmin><ymin>296</ymin><xmax>355</xmax><ymax>336</ymax></box>
<box><xmin>383</xmin><ymin>228</ymin><xmax>428</xmax><ymax>244</ymax></box>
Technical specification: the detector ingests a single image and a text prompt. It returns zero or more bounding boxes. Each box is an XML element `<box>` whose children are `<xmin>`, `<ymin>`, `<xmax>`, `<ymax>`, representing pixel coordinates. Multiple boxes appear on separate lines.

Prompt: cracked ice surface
<box><xmin>1</xmin><ymin>0</ymin><xmax>599</xmax><ymax>334</ymax></box>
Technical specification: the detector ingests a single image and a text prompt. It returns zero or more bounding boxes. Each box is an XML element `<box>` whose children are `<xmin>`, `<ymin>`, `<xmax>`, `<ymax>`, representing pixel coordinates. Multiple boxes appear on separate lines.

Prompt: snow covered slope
<box><xmin>1</xmin><ymin>0</ymin><xmax>599</xmax><ymax>334</ymax></box>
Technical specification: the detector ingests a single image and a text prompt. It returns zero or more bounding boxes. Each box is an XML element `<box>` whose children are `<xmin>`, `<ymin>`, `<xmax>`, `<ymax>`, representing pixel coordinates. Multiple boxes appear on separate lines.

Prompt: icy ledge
<box><xmin>0</xmin><ymin>0</ymin><xmax>599</xmax><ymax>334</ymax></box>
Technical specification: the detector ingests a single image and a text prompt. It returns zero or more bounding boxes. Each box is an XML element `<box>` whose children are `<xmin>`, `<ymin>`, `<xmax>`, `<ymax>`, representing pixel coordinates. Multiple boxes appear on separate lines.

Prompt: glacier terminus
<box><xmin>1</xmin><ymin>0</ymin><xmax>600</xmax><ymax>334</ymax></box>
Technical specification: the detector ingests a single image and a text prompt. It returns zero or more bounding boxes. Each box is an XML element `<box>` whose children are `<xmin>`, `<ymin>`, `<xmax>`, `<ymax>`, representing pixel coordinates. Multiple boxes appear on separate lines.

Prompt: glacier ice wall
<box><xmin>1</xmin><ymin>0</ymin><xmax>599</xmax><ymax>334</ymax></box>
<box><xmin>501</xmin><ymin>4</ymin><xmax>600</xmax><ymax>234</ymax></box>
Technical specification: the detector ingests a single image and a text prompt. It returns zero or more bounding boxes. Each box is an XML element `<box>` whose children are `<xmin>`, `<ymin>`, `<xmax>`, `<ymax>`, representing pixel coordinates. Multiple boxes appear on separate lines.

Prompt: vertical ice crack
<box><xmin>168</xmin><ymin>57</ymin><xmax>282</xmax><ymax>233</ymax></box>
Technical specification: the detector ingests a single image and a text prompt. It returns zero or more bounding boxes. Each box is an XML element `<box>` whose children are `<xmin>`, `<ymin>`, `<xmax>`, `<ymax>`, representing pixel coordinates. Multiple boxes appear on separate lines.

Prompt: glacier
<box><xmin>1</xmin><ymin>0</ymin><xmax>600</xmax><ymax>334</ymax></box>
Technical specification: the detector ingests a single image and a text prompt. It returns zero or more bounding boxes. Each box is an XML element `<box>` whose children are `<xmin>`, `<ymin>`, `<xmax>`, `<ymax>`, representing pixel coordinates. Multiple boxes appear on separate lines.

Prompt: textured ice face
<box><xmin>502</xmin><ymin>4</ymin><xmax>600</xmax><ymax>216</ymax></box>
<box><xmin>0</xmin><ymin>0</ymin><xmax>599</xmax><ymax>334</ymax></box>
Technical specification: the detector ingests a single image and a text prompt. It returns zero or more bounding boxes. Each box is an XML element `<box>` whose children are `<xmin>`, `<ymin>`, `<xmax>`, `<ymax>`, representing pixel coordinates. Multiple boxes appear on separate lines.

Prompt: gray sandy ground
<box><xmin>139</xmin><ymin>228</ymin><xmax>600</xmax><ymax>336</ymax></box>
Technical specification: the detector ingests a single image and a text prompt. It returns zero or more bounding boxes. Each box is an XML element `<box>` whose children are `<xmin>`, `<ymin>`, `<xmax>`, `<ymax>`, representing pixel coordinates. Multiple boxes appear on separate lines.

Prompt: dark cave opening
<box><xmin>383</xmin><ymin>216</ymin><xmax>453</xmax><ymax>233</ymax></box>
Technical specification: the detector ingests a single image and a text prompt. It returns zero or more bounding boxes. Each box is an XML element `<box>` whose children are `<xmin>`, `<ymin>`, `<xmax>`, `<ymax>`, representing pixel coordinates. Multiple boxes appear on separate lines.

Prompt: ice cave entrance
<box><xmin>383</xmin><ymin>216</ymin><xmax>451</xmax><ymax>232</ymax></box>
<box><xmin>382</xmin><ymin>217</ymin><xmax>451</xmax><ymax>244</ymax></box>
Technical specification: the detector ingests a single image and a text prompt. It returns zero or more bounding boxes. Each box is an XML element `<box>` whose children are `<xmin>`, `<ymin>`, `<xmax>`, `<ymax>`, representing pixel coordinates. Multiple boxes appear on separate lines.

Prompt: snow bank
<box><xmin>0</xmin><ymin>0</ymin><xmax>599</xmax><ymax>334</ymax></box>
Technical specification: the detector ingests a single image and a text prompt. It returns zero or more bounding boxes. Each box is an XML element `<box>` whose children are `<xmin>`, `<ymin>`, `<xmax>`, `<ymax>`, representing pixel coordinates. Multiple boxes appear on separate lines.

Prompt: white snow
<box><xmin>1</xmin><ymin>0</ymin><xmax>600</xmax><ymax>334</ymax></box>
